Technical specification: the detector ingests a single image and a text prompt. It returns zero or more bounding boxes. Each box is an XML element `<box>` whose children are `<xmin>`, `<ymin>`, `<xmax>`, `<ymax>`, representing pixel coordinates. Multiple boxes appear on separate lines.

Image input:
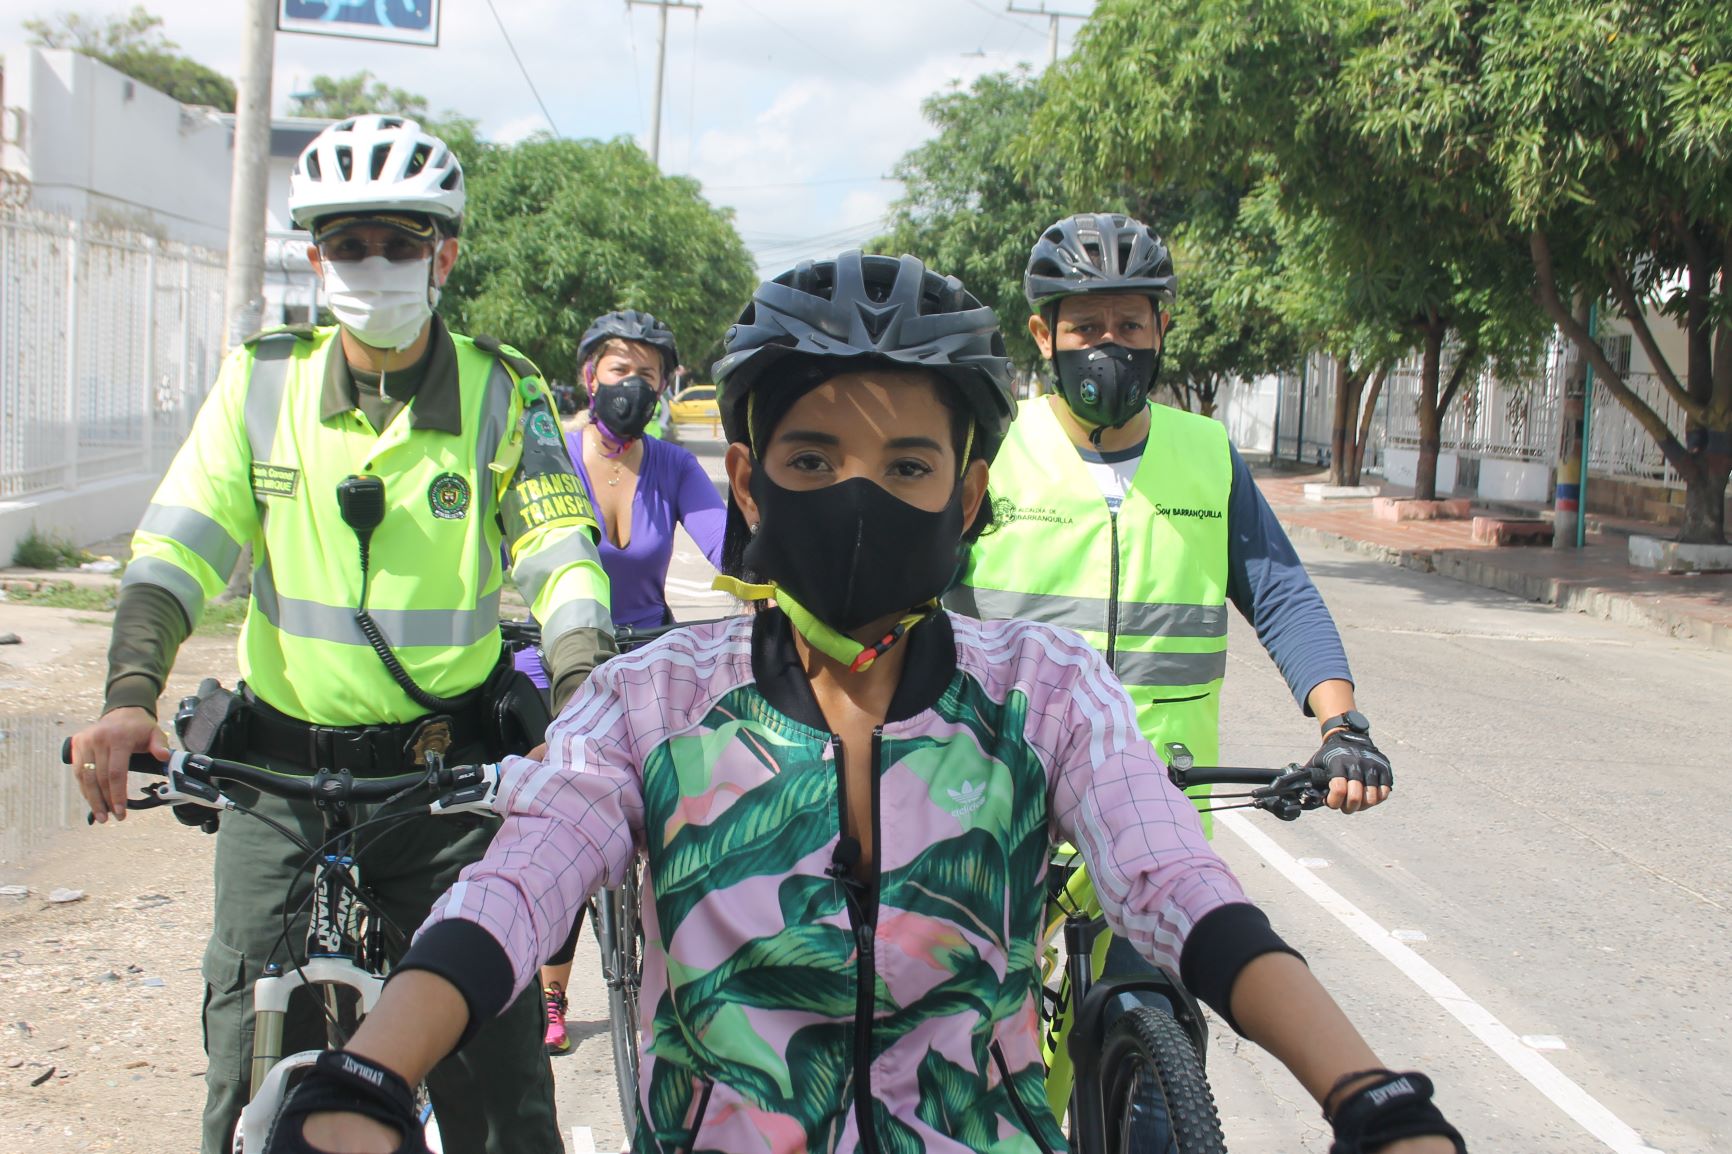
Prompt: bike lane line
<box><xmin>1217</xmin><ymin>810</ymin><xmax>1666</xmax><ymax>1154</ymax></box>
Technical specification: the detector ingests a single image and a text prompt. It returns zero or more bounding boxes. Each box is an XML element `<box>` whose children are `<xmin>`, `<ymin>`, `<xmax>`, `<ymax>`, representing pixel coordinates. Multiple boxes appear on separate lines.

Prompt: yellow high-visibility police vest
<box><xmin>126</xmin><ymin>322</ymin><xmax>610</xmax><ymax>726</ymax></box>
<box><xmin>950</xmin><ymin>396</ymin><xmax>1231</xmax><ymax>770</ymax></box>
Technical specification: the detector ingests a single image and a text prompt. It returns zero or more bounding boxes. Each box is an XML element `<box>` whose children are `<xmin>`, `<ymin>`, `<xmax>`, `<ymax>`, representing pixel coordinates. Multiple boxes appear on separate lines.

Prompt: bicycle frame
<box><xmin>1040</xmin><ymin>854</ymin><xmax>1210</xmax><ymax>1127</ymax></box>
<box><xmin>64</xmin><ymin>747</ymin><xmax>501</xmax><ymax>1154</ymax></box>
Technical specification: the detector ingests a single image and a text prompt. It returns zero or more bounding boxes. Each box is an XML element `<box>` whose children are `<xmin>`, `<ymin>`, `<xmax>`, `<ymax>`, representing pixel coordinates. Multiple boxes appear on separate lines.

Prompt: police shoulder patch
<box><xmin>427</xmin><ymin>472</ymin><xmax>472</xmax><ymax>520</ymax></box>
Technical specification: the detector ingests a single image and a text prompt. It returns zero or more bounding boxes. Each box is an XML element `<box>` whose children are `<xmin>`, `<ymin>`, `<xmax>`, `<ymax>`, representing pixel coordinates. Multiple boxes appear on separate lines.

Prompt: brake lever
<box><xmin>84</xmin><ymin>762</ymin><xmax>226</xmax><ymax>824</ymax></box>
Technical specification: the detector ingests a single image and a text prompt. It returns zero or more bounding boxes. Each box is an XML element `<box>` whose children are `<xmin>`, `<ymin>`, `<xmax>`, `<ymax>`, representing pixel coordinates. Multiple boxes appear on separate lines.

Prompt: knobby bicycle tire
<box><xmin>597</xmin><ymin>863</ymin><xmax>644</xmax><ymax>1136</ymax></box>
<box><xmin>1100</xmin><ymin>1006</ymin><xmax>1226</xmax><ymax>1154</ymax></box>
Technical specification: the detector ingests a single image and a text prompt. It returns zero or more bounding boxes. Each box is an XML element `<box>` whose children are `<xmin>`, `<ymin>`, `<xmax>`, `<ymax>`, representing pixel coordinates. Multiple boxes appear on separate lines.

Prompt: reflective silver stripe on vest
<box><xmin>540</xmin><ymin>593</ymin><xmax>615</xmax><ymax>645</ymax></box>
<box><xmin>120</xmin><ymin>556</ymin><xmax>209</xmax><ymax>624</ymax></box>
<box><xmin>950</xmin><ymin>586</ymin><xmax>1227</xmax><ymax>639</ymax></box>
<box><xmin>473</xmin><ymin>360</ymin><xmax>517</xmax><ymax>592</ymax></box>
<box><xmin>1112</xmin><ymin>648</ymin><xmax>1228</xmax><ymax>688</ymax></box>
<box><xmin>135</xmin><ymin>504</ymin><xmax>242</xmax><ymax>583</ymax></box>
<box><xmin>252</xmin><ymin>557</ymin><xmax>503</xmax><ymax>647</ymax></box>
<box><xmin>245</xmin><ymin>338</ymin><xmax>296</xmax><ymax>463</ymax></box>
<box><xmin>509</xmin><ymin>528</ymin><xmax>605</xmax><ymax>614</ymax></box>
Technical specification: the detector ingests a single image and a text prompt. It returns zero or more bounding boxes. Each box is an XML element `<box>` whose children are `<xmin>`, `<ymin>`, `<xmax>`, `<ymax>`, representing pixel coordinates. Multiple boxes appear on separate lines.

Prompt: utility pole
<box><xmin>1007</xmin><ymin>2</ymin><xmax>1088</xmax><ymax>68</ymax></box>
<box><xmin>223</xmin><ymin>0</ymin><xmax>276</xmax><ymax>351</ymax></box>
<box><xmin>625</xmin><ymin>0</ymin><xmax>701</xmax><ymax>167</ymax></box>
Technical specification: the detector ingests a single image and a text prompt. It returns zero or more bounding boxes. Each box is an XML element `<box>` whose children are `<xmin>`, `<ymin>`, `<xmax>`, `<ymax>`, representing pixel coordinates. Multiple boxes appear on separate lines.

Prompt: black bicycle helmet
<box><xmin>1023</xmin><ymin>212</ymin><xmax>1177</xmax><ymax>311</ymax></box>
<box><xmin>577</xmin><ymin>310</ymin><xmax>680</xmax><ymax>376</ymax></box>
<box><xmin>712</xmin><ymin>251</ymin><xmax>1016</xmax><ymax>462</ymax></box>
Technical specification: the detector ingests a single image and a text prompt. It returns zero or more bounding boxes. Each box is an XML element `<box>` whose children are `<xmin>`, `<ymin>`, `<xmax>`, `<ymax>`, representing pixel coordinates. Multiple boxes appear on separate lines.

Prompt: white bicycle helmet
<box><xmin>288</xmin><ymin>115</ymin><xmax>465</xmax><ymax>234</ymax></box>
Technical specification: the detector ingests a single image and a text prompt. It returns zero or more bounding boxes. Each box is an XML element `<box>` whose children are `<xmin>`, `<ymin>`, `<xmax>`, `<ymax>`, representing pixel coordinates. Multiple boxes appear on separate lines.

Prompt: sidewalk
<box><xmin>1255</xmin><ymin>466</ymin><xmax>1732</xmax><ymax>653</ymax></box>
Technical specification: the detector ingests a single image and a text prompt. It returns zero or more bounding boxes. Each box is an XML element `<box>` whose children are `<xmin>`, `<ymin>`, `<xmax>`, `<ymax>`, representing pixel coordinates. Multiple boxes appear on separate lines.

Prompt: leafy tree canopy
<box><xmin>25</xmin><ymin>5</ymin><xmax>235</xmax><ymax>111</ymax></box>
<box><xmin>441</xmin><ymin>136</ymin><xmax>755</xmax><ymax>384</ymax></box>
<box><xmin>289</xmin><ymin>71</ymin><xmax>431</xmax><ymax>122</ymax></box>
<box><xmin>878</xmin><ymin>68</ymin><xmax>1079</xmax><ymax>373</ymax></box>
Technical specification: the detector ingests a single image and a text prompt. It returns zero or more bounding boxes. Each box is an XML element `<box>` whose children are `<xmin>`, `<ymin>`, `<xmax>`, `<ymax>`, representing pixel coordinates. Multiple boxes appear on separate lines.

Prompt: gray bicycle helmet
<box><xmin>1023</xmin><ymin>212</ymin><xmax>1177</xmax><ymax>311</ymax></box>
<box><xmin>713</xmin><ymin>251</ymin><xmax>1016</xmax><ymax>462</ymax></box>
<box><xmin>577</xmin><ymin>310</ymin><xmax>680</xmax><ymax>375</ymax></box>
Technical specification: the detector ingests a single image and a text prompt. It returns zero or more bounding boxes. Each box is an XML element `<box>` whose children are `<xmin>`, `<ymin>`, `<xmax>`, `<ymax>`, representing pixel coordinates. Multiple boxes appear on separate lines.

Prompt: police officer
<box><xmin>67</xmin><ymin>115</ymin><xmax>610</xmax><ymax>1154</ymax></box>
<box><xmin>951</xmin><ymin>211</ymin><xmax>1394</xmax><ymax>809</ymax></box>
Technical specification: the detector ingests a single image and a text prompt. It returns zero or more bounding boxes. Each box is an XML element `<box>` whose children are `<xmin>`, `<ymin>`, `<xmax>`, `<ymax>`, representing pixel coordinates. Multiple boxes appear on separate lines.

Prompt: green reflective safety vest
<box><xmin>949</xmin><ymin>397</ymin><xmax>1232</xmax><ymax>771</ymax></box>
<box><xmin>126</xmin><ymin>323</ymin><xmax>611</xmax><ymax>726</ymax></box>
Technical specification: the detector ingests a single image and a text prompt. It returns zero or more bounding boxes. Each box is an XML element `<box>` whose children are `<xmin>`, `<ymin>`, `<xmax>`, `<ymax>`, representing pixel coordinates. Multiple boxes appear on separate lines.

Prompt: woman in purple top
<box><xmin>519</xmin><ymin>310</ymin><xmax>725</xmax><ymax>1054</ymax></box>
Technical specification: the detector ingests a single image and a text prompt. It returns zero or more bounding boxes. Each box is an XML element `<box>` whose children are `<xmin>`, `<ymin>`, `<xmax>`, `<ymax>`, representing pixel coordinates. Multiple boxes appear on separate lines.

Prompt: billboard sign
<box><xmin>278</xmin><ymin>1</ymin><xmax>441</xmax><ymax>48</ymax></box>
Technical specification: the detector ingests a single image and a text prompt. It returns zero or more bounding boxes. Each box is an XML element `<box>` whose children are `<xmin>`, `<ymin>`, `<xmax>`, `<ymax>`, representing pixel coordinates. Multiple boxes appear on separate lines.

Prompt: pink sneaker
<box><xmin>544</xmin><ymin>984</ymin><xmax>571</xmax><ymax>1055</ymax></box>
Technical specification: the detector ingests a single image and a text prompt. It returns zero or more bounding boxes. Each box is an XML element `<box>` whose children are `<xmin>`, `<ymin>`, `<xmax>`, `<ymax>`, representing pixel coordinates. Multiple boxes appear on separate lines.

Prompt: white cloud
<box><xmin>1</xmin><ymin>0</ymin><xmax>1089</xmax><ymax>279</ymax></box>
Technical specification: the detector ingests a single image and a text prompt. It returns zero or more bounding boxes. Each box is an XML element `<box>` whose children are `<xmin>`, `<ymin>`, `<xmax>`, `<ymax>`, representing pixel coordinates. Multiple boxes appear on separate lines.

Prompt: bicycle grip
<box><xmin>61</xmin><ymin>738</ymin><xmax>171</xmax><ymax>776</ymax></box>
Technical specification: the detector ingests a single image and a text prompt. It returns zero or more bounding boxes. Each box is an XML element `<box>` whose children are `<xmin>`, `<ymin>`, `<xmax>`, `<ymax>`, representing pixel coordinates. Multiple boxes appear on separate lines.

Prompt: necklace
<box><xmin>590</xmin><ymin>420</ymin><xmax>633</xmax><ymax>486</ymax></box>
<box><xmin>607</xmin><ymin>457</ymin><xmax>625</xmax><ymax>487</ymax></box>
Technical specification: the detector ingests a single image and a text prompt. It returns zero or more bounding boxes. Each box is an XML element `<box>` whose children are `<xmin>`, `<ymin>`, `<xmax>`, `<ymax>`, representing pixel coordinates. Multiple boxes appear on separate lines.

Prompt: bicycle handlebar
<box><xmin>61</xmin><ymin>740</ymin><xmax>501</xmax><ymax>822</ymax></box>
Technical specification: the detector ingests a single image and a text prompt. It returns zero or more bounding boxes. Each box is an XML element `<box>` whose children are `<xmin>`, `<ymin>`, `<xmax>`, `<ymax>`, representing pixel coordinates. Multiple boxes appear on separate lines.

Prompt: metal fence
<box><xmin>1307</xmin><ymin>338</ymin><xmax>1688</xmax><ymax>486</ymax></box>
<box><xmin>0</xmin><ymin>209</ymin><xmax>226</xmax><ymax>501</ymax></box>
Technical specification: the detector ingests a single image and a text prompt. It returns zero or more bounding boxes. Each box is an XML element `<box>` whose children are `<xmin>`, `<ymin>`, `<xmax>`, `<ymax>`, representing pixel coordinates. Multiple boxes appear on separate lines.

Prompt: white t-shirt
<box><xmin>1079</xmin><ymin>441</ymin><xmax>1147</xmax><ymax>511</ymax></box>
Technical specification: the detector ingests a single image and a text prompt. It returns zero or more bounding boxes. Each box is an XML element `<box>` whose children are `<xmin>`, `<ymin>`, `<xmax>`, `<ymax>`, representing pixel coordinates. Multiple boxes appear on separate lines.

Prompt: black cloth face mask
<box><xmin>592</xmin><ymin>375</ymin><xmax>660</xmax><ymax>440</ymax></box>
<box><xmin>1052</xmin><ymin>342</ymin><xmax>1158</xmax><ymax>432</ymax></box>
<box><xmin>744</xmin><ymin>470</ymin><xmax>964</xmax><ymax>633</ymax></box>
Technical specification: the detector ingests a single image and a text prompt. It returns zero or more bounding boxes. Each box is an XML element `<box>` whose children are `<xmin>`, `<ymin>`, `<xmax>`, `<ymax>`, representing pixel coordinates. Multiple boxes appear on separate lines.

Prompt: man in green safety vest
<box><xmin>66</xmin><ymin>115</ymin><xmax>608</xmax><ymax>1154</ymax></box>
<box><xmin>951</xmin><ymin>211</ymin><xmax>1393</xmax><ymax>816</ymax></box>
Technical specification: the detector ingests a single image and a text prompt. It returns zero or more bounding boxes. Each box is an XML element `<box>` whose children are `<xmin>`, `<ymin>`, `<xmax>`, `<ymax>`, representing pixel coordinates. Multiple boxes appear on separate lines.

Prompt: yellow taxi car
<box><xmin>668</xmin><ymin>383</ymin><xmax>721</xmax><ymax>430</ymax></box>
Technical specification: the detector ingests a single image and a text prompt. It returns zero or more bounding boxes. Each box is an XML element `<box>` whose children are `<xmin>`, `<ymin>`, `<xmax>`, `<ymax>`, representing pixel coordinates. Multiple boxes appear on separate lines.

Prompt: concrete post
<box><xmin>223</xmin><ymin>0</ymin><xmax>276</xmax><ymax>351</ymax></box>
<box><xmin>63</xmin><ymin>220</ymin><xmax>79</xmax><ymax>491</ymax></box>
<box><xmin>141</xmin><ymin>238</ymin><xmax>157</xmax><ymax>472</ymax></box>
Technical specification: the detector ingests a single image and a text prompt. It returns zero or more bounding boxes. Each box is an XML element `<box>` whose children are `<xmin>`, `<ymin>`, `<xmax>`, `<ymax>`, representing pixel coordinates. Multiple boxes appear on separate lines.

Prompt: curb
<box><xmin>1279</xmin><ymin>520</ymin><xmax>1732</xmax><ymax>655</ymax></box>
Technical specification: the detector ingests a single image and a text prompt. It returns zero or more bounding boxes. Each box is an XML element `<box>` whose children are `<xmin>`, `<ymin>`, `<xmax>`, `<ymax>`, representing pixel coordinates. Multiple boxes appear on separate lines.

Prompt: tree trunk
<box><xmin>1680</xmin><ymin>456</ymin><xmax>1730</xmax><ymax>544</ymax></box>
<box><xmin>1414</xmin><ymin>324</ymin><xmax>1445</xmax><ymax>501</ymax></box>
<box><xmin>1350</xmin><ymin>366</ymin><xmax>1388</xmax><ymax>487</ymax></box>
<box><xmin>1554</xmin><ymin>296</ymin><xmax>1591</xmax><ymax>549</ymax></box>
<box><xmin>1327</xmin><ymin>362</ymin><xmax>1364</xmax><ymax>486</ymax></box>
<box><xmin>215</xmin><ymin>543</ymin><xmax>252</xmax><ymax>604</ymax></box>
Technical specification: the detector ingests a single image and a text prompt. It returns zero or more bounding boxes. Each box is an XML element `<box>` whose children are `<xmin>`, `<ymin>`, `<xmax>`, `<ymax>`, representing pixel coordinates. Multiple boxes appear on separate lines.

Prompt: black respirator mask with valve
<box><xmin>591</xmin><ymin>375</ymin><xmax>661</xmax><ymax>442</ymax></box>
<box><xmin>1051</xmin><ymin>342</ymin><xmax>1160</xmax><ymax>438</ymax></box>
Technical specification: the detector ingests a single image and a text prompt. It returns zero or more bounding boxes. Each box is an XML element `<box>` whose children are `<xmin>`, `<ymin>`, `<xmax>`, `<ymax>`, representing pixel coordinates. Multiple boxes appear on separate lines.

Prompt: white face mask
<box><xmin>319</xmin><ymin>255</ymin><xmax>438</xmax><ymax>351</ymax></box>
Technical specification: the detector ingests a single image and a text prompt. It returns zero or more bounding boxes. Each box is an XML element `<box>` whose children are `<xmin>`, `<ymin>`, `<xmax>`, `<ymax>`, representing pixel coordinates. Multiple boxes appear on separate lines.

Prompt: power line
<box><xmin>734</xmin><ymin>0</ymin><xmax>868</xmax><ymax>82</ymax></box>
<box><xmin>485</xmin><ymin>0</ymin><xmax>560</xmax><ymax>136</ymax></box>
<box><xmin>957</xmin><ymin>0</ymin><xmax>1047</xmax><ymax>40</ymax></box>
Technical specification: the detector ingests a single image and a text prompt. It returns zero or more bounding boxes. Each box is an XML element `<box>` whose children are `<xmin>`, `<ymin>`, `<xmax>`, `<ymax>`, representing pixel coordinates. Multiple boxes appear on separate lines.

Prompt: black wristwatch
<box><xmin>1319</xmin><ymin>710</ymin><xmax>1371</xmax><ymax>737</ymax></box>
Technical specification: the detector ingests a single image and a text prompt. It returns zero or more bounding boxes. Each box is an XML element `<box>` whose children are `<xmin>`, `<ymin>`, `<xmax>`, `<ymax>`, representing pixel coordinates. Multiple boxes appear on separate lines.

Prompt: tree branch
<box><xmin>1529</xmin><ymin>229</ymin><xmax>1699</xmax><ymax>481</ymax></box>
<box><xmin>1606</xmin><ymin>263</ymin><xmax>1701</xmax><ymax>420</ymax></box>
<box><xmin>1439</xmin><ymin>341</ymin><xmax>1477</xmax><ymax>419</ymax></box>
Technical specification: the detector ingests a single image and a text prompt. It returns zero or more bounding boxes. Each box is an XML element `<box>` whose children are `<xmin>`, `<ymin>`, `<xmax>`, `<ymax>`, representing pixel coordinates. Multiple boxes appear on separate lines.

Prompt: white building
<box><xmin>0</xmin><ymin>48</ymin><xmax>329</xmax><ymax>560</ymax></box>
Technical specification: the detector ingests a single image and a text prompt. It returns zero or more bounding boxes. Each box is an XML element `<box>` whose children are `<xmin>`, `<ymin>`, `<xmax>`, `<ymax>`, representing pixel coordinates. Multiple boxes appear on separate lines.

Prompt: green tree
<box><xmin>1036</xmin><ymin>0</ymin><xmax>1550</xmax><ymax>499</ymax></box>
<box><xmin>1479</xmin><ymin>0</ymin><xmax>1732</xmax><ymax>543</ymax></box>
<box><xmin>441</xmin><ymin>136</ymin><xmax>754</xmax><ymax>384</ymax></box>
<box><xmin>25</xmin><ymin>5</ymin><xmax>235</xmax><ymax>110</ymax></box>
<box><xmin>879</xmin><ymin>69</ymin><xmax>1078</xmax><ymax>374</ymax></box>
<box><xmin>289</xmin><ymin>71</ymin><xmax>430</xmax><ymax>121</ymax></box>
<box><xmin>1158</xmin><ymin>178</ymin><xmax>1303</xmax><ymax>419</ymax></box>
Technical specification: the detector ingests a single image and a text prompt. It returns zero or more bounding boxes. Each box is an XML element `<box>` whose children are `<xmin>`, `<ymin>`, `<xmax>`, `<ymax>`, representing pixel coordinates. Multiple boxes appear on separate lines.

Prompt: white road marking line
<box><xmin>1218</xmin><ymin>810</ymin><xmax>1666</xmax><ymax>1154</ymax></box>
<box><xmin>570</xmin><ymin>1125</ymin><xmax>596</xmax><ymax>1154</ymax></box>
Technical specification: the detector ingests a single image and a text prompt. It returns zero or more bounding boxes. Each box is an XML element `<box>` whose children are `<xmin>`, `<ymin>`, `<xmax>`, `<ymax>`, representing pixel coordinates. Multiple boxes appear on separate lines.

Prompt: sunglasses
<box><xmin>318</xmin><ymin>235</ymin><xmax>437</xmax><ymax>264</ymax></box>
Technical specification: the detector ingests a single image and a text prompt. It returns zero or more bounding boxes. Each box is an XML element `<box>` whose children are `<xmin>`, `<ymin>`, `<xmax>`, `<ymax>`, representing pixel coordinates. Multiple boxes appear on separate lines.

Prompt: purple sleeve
<box><xmin>672</xmin><ymin>446</ymin><xmax>727</xmax><ymax>570</ymax></box>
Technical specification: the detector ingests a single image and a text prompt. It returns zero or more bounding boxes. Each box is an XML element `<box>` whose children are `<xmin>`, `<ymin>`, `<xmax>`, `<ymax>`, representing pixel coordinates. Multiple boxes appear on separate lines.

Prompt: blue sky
<box><xmin>3</xmin><ymin>1</ymin><xmax>1093</xmax><ymax>274</ymax></box>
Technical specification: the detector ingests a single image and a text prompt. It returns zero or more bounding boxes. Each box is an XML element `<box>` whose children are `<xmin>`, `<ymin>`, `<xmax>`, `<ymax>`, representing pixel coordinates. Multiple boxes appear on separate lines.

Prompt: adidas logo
<box><xmin>948</xmin><ymin>780</ymin><xmax>987</xmax><ymax>819</ymax></box>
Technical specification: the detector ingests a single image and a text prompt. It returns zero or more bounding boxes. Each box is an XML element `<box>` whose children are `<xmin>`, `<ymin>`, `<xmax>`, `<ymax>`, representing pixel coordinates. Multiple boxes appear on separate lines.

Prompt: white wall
<box><xmin>5</xmin><ymin>49</ymin><xmax>232</xmax><ymax>248</ymax></box>
<box><xmin>1477</xmin><ymin>459</ymin><xmax>1552</xmax><ymax>504</ymax></box>
<box><xmin>1217</xmin><ymin>374</ymin><xmax>1278</xmax><ymax>457</ymax></box>
<box><xmin>1383</xmin><ymin>447</ymin><xmax>1461</xmax><ymax>495</ymax></box>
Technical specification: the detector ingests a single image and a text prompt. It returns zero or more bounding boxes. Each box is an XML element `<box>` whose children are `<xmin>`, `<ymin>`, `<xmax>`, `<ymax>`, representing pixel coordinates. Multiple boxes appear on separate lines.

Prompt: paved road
<box><xmin>554</xmin><ymin>434</ymin><xmax>1730</xmax><ymax>1153</ymax></box>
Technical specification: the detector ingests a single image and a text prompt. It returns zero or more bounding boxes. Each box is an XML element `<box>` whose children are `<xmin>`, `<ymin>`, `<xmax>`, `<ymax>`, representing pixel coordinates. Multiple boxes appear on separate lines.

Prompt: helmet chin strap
<box><xmin>711</xmin><ymin>576</ymin><xmax>935</xmax><ymax>673</ymax></box>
